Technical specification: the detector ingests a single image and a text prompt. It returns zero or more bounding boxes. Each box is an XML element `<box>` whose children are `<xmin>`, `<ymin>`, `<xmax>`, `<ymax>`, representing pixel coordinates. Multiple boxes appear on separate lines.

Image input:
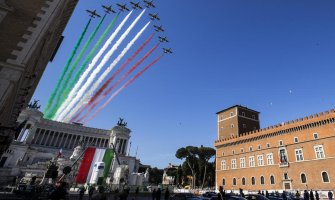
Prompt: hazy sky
<box><xmin>33</xmin><ymin>0</ymin><xmax>335</xmax><ymax>168</ymax></box>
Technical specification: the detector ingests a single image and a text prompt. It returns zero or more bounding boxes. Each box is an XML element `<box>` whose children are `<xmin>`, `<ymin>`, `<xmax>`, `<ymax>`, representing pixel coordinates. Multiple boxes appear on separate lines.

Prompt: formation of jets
<box><xmin>144</xmin><ymin>0</ymin><xmax>155</xmax><ymax>8</ymax></box>
<box><xmin>102</xmin><ymin>5</ymin><xmax>116</xmax><ymax>14</ymax></box>
<box><xmin>130</xmin><ymin>1</ymin><xmax>143</xmax><ymax>9</ymax></box>
<box><xmin>87</xmin><ymin>1</ymin><xmax>172</xmax><ymax>54</ymax></box>
<box><xmin>116</xmin><ymin>3</ymin><xmax>130</xmax><ymax>12</ymax></box>
<box><xmin>86</xmin><ymin>10</ymin><xmax>101</xmax><ymax>18</ymax></box>
<box><xmin>154</xmin><ymin>25</ymin><xmax>164</xmax><ymax>32</ymax></box>
<box><xmin>149</xmin><ymin>13</ymin><xmax>160</xmax><ymax>20</ymax></box>
<box><xmin>158</xmin><ymin>36</ymin><xmax>169</xmax><ymax>43</ymax></box>
<box><xmin>163</xmin><ymin>48</ymin><xmax>172</xmax><ymax>54</ymax></box>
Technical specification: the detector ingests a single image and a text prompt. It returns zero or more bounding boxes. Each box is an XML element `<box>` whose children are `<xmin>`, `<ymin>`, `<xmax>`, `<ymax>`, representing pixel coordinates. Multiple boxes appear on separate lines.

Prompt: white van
<box><xmin>90</xmin><ymin>162</ymin><xmax>105</xmax><ymax>184</ymax></box>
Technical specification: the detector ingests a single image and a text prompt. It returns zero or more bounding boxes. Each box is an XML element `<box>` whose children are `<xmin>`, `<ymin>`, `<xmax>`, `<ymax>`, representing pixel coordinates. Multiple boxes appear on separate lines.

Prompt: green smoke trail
<box><xmin>46</xmin><ymin>15</ymin><xmax>107</xmax><ymax>119</ymax></box>
<box><xmin>63</xmin><ymin>13</ymin><xmax>120</xmax><ymax>106</ymax></box>
<box><xmin>44</xmin><ymin>19</ymin><xmax>92</xmax><ymax>117</ymax></box>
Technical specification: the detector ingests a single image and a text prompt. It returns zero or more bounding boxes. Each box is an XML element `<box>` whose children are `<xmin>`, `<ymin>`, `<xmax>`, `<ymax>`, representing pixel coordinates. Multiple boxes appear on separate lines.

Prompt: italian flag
<box><xmin>76</xmin><ymin>147</ymin><xmax>114</xmax><ymax>184</ymax></box>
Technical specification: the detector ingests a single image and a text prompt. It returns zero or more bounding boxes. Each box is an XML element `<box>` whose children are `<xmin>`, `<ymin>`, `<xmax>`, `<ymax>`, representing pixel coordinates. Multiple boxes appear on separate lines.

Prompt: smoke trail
<box><xmin>53</xmin><ymin>12</ymin><xmax>130</xmax><ymax>120</ymax></box>
<box><xmin>86</xmin><ymin>42</ymin><xmax>159</xmax><ymax>117</ymax></box>
<box><xmin>56</xmin><ymin>10</ymin><xmax>146</xmax><ymax>122</ymax></box>
<box><xmin>70</xmin><ymin>33</ymin><xmax>155</xmax><ymax>122</ymax></box>
<box><xmin>57</xmin><ymin>10</ymin><xmax>147</xmax><ymax>122</ymax></box>
<box><xmin>59</xmin><ymin>12</ymin><xmax>121</xmax><ymax>113</ymax></box>
<box><xmin>46</xmin><ymin>15</ymin><xmax>107</xmax><ymax>119</ymax></box>
<box><xmin>64</xmin><ymin>21</ymin><xmax>151</xmax><ymax>122</ymax></box>
<box><xmin>84</xmin><ymin>54</ymin><xmax>164</xmax><ymax>123</ymax></box>
<box><xmin>44</xmin><ymin>18</ymin><xmax>92</xmax><ymax>118</ymax></box>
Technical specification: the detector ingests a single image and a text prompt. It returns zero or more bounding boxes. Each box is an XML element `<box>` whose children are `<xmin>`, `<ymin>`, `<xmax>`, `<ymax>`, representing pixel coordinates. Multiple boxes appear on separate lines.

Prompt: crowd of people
<box><xmin>216</xmin><ymin>186</ymin><xmax>334</xmax><ymax>200</ymax></box>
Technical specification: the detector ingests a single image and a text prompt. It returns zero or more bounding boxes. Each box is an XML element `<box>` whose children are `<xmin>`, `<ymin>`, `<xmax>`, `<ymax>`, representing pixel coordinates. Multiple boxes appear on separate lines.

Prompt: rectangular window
<box><xmin>240</xmin><ymin>157</ymin><xmax>246</xmax><ymax>168</ymax></box>
<box><xmin>294</xmin><ymin>137</ymin><xmax>298</xmax><ymax>143</ymax></box>
<box><xmin>242</xmin><ymin>112</ymin><xmax>245</xmax><ymax>116</ymax></box>
<box><xmin>258</xmin><ymin>145</ymin><xmax>261</xmax><ymax>150</ymax></box>
<box><xmin>231</xmin><ymin>159</ymin><xmax>237</xmax><ymax>169</ymax></box>
<box><xmin>257</xmin><ymin>155</ymin><xmax>264</xmax><ymax>166</ymax></box>
<box><xmin>295</xmin><ymin>149</ymin><xmax>304</xmax><ymax>161</ymax></box>
<box><xmin>249</xmin><ymin>156</ymin><xmax>255</xmax><ymax>167</ymax></box>
<box><xmin>279</xmin><ymin>140</ymin><xmax>283</xmax><ymax>146</ymax></box>
<box><xmin>231</xmin><ymin>124</ymin><xmax>234</xmax><ymax>128</ymax></box>
<box><xmin>221</xmin><ymin>160</ymin><xmax>226</xmax><ymax>170</ymax></box>
<box><xmin>252</xmin><ymin>115</ymin><xmax>255</xmax><ymax>119</ymax></box>
<box><xmin>232</xmin><ymin>150</ymin><xmax>235</xmax><ymax>155</ymax></box>
<box><xmin>230</xmin><ymin>112</ymin><xmax>234</xmax><ymax>116</ymax></box>
<box><xmin>314</xmin><ymin>145</ymin><xmax>325</xmax><ymax>159</ymax></box>
<box><xmin>266</xmin><ymin>153</ymin><xmax>274</xmax><ymax>165</ymax></box>
<box><xmin>267</xmin><ymin>143</ymin><xmax>270</xmax><ymax>148</ymax></box>
<box><xmin>313</xmin><ymin>133</ymin><xmax>319</xmax><ymax>139</ymax></box>
<box><xmin>249</xmin><ymin>146</ymin><xmax>253</xmax><ymax>152</ymax></box>
<box><xmin>240</xmin><ymin>148</ymin><xmax>244</xmax><ymax>153</ymax></box>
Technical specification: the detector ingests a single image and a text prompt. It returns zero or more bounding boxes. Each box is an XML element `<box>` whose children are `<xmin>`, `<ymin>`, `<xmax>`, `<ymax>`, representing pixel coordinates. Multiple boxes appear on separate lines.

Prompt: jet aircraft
<box><xmin>130</xmin><ymin>1</ymin><xmax>143</xmax><ymax>9</ymax></box>
<box><xmin>154</xmin><ymin>25</ymin><xmax>164</xmax><ymax>32</ymax></box>
<box><xmin>149</xmin><ymin>13</ymin><xmax>160</xmax><ymax>20</ymax></box>
<box><xmin>159</xmin><ymin>36</ymin><xmax>169</xmax><ymax>43</ymax></box>
<box><xmin>144</xmin><ymin>0</ymin><xmax>155</xmax><ymax>8</ymax></box>
<box><xmin>163</xmin><ymin>48</ymin><xmax>172</xmax><ymax>54</ymax></box>
<box><xmin>117</xmin><ymin>3</ymin><xmax>130</xmax><ymax>12</ymax></box>
<box><xmin>86</xmin><ymin>10</ymin><xmax>101</xmax><ymax>18</ymax></box>
<box><xmin>102</xmin><ymin>5</ymin><xmax>116</xmax><ymax>14</ymax></box>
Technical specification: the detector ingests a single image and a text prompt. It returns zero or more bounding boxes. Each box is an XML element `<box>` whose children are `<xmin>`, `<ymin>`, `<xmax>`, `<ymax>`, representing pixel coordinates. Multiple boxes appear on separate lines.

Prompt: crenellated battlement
<box><xmin>215</xmin><ymin>109</ymin><xmax>335</xmax><ymax>147</ymax></box>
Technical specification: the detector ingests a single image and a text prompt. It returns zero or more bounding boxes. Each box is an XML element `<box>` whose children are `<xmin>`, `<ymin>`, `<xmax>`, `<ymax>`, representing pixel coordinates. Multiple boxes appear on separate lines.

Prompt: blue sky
<box><xmin>33</xmin><ymin>0</ymin><xmax>335</xmax><ymax>168</ymax></box>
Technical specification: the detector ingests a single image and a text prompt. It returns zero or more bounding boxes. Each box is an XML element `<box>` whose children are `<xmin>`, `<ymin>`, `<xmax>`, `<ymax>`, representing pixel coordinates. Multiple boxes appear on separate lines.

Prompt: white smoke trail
<box><xmin>53</xmin><ymin>11</ymin><xmax>133</xmax><ymax>120</ymax></box>
<box><xmin>64</xmin><ymin>21</ymin><xmax>151</xmax><ymax>122</ymax></box>
<box><xmin>57</xmin><ymin>9</ymin><xmax>146</xmax><ymax>122</ymax></box>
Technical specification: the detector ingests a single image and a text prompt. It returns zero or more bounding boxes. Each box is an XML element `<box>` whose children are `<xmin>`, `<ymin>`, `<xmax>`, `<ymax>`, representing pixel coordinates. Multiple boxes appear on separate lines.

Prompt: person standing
<box><xmin>304</xmin><ymin>190</ymin><xmax>310</xmax><ymax>200</ymax></box>
<box><xmin>295</xmin><ymin>191</ymin><xmax>301</xmax><ymax>199</ymax></box>
<box><xmin>164</xmin><ymin>188</ymin><xmax>170</xmax><ymax>200</ymax></box>
<box><xmin>48</xmin><ymin>181</ymin><xmax>68</xmax><ymax>200</ymax></box>
<box><xmin>79</xmin><ymin>186</ymin><xmax>86</xmax><ymax>200</ymax></box>
<box><xmin>218</xmin><ymin>186</ymin><xmax>226</xmax><ymax>200</ymax></box>
<box><xmin>89</xmin><ymin>186</ymin><xmax>95</xmax><ymax>200</ymax></box>
<box><xmin>315</xmin><ymin>191</ymin><xmax>319</xmax><ymax>200</ymax></box>
<box><xmin>310</xmin><ymin>190</ymin><xmax>314</xmax><ymax>200</ymax></box>
<box><xmin>152</xmin><ymin>189</ymin><xmax>157</xmax><ymax>200</ymax></box>
<box><xmin>328</xmin><ymin>191</ymin><xmax>333</xmax><ymax>200</ymax></box>
<box><xmin>156</xmin><ymin>188</ymin><xmax>162</xmax><ymax>200</ymax></box>
<box><xmin>91</xmin><ymin>186</ymin><xmax>107</xmax><ymax>200</ymax></box>
<box><xmin>266</xmin><ymin>191</ymin><xmax>269</xmax><ymax>199</ymax></box>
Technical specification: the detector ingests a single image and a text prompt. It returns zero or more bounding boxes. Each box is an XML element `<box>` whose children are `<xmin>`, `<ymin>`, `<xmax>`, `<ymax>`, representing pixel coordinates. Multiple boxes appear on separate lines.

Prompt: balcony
<box><xmin>279</xmin><ymin>162</ymin><xmax>289</xmax><ymax>168</ymax></box>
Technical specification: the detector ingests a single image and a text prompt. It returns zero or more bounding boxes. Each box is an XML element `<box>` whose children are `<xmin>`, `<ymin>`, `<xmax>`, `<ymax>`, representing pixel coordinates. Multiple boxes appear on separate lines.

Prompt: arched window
<box><xmin>322</xmin><ymin>172</ymin><xmax>329</xmax><ymax>182</ymax></box>
<box><xmin>222</xmin><ymin>178</ymin><xmax>226</xmax><ymax>186</ymax></box>
<box><xmin>270</xmin><ymin>175</ymin><xmax>275</xmax><ymax>184</ymax></box>
<box><xmin>242</xmin><ymin>177</ymin><xmax>246</xmax><ymax>185</ymax></box>
<box><xmin>251</xmin><ymin>177</ymin><xmax>255</xmax><ymax>185</ymax></box>
<box><xmin>233</xmin><ymin>178</ymin><xmax>236</xmax><ymax>186</ymax></box>
<box><xmin>260</xmin><ymin>176</ymin><xmax>265</xmax><ymax>185</ymax></box>
<box><xmin>301</xmin><ymin>173</ymin><xmax>307</xmax><ymax>183</ymax></box>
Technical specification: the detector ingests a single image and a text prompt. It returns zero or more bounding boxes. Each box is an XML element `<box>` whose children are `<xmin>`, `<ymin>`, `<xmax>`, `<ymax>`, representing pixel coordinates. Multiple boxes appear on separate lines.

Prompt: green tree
<box><xmin>149</xmin><ymin>167</ymin><xmax>164</xmax><ymax>184</ymax></box>
<box><xmin>175</xmin><ymin>146</ymin><xmax>199</xmax><ymax>188</ymax></box>
<box><xmin>198</xmin><ymin>146</ymin><xmax>215</xmax><ymax>188</ymax></box>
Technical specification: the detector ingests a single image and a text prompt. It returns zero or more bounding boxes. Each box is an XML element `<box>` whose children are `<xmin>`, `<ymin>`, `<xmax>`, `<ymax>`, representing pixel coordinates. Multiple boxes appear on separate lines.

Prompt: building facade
<box><xmin>0</xmin><ymin>108</ymin><xmax>142</xmax><ymax>186</ymax></box>
<box><xmin>0</xmin><ymin>0</ymin><xmax>78</xmax><ymax>154</ymax></box>
<box><xmin>215</xmin><ymin>105</ymin><xmax>335</xmax><ymax>191</ymax></box>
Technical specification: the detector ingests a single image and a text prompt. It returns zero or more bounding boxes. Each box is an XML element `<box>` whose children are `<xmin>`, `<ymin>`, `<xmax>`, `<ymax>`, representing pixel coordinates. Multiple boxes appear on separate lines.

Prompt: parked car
<box><xmin>170</xmin><ymin>193</ymin><xmax>202</xmax><ymax>200</ymax></box>
<box><xmin>209</xmin><ymin>193</ymin><xmax>246</xmax><ymax>200</ymax></box>
<box><xmin>246</xmin><ymin>194</ymin><xmax>270</xmax><ymax>200</ymax></box>
<box><xmin>200</xmin><ymin>192</ymin><xmax>218</xmax><ymax>200</ymax></box>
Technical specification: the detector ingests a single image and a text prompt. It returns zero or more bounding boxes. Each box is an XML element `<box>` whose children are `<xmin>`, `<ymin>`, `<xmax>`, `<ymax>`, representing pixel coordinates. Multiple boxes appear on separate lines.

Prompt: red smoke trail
<box><xmin>76</xmin><ymin>43</ymin><xmax>160</xmax><ymax>122</ymax></box>
<box><xmin>83</xmin><ymin>54</ymin><xmax>164</xmax><ymax>123</ymax></box>
<box><xmin>70</xmin><ymin>33</ymin><xmax>155</xmax><ymax>122</ymax></box>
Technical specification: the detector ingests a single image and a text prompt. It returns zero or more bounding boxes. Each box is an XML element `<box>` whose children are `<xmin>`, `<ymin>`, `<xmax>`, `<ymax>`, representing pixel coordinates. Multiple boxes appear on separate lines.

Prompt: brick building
<box><xmin>215</xmin><ymin>105</ymin><xmax>335</xmax><ymax>191</ymax></box>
